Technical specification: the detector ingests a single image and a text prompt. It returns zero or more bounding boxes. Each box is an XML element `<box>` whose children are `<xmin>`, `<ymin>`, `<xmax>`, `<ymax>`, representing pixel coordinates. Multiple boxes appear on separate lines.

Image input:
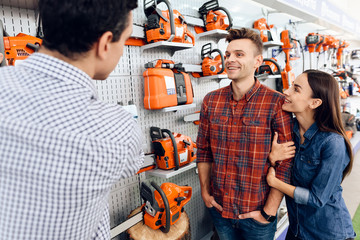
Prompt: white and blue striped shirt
<box><xmin>0</xmin><ymin>53</ymin><xmax>144</xmax><ymax>239</ymax></box>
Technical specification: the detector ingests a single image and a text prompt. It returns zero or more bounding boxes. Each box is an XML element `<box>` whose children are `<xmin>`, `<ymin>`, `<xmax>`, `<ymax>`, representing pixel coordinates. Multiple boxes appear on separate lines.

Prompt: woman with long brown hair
<box><xmin>267</xmin><ymin>69</ymin><xmax>356</xmax><ymax>239</ymax></box>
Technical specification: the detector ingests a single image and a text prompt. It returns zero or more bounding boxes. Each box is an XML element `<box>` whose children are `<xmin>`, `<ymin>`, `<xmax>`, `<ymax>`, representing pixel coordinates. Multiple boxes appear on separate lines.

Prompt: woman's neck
<box><xmin>295</xmin><ymin>112</ymin><xmax>316</xmax><ymax>144</ymax></box>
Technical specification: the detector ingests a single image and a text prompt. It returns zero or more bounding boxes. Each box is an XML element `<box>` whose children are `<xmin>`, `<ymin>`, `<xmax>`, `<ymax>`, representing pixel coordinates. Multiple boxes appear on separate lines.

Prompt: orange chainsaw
<box><xmin>143</xmin><ymin>59</ymin><xmax>194</xmax><ymax>110</ymax></box>
<box><xmin>253</xmin><ymin>18</ymin><xmax>274</xmax><ymax>43</ymax></box>
<box><xmin>196</xmin><ymin>0</ymin><xmax>233</xmax><ymax>34</ymax></box>
<box><xmin>150</xmin><ymin>127</ymin><xmax>196</xmax><ymax>170</ymax></box>
<box><xmin>0</xmin><ymin>20</ymin><xmax>42</xmax><ymax>66</ymax></box>
<box><xmin>141</xmin><ymin>181</ymin><xmax>192</xmax><ymax>232</ymax></box>
<box><xmin>144</xmin><ymin>0</ymin><xmax>195</xmax><ymax>45</ymax></box>
<box><xmin>201</xmin><ymin>43</ymin><xmax>225</xmax><ymax>76</ymax></box>
<box><xmin>109</xmin><ymin>181</ymin><xmax>192</xmax><ymax>237</ymax></box>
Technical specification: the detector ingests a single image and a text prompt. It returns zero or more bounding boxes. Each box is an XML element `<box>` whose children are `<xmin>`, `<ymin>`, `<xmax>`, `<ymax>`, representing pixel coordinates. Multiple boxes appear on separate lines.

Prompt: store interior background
<box><xmin>1</xmin><ymin>0</ymin><xmax>360</xmax><ymax>239</ymax></box>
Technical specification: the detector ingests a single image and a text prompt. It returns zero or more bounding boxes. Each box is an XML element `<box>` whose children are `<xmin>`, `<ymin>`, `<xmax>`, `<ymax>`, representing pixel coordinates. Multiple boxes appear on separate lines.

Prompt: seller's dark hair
<box><xmin>304</xmin><ymin>69</ymin><xmax>353</xmax><ymax>181</ymax></box>
<box><xmin>38</xmin><ymin>0</ymin><xmax>137</xmax><ymax>58</ymax></box>
<box><xmin>226</xmin><ymin>28</ymin><xmax>263</xmax><ymax>55</ymax></box>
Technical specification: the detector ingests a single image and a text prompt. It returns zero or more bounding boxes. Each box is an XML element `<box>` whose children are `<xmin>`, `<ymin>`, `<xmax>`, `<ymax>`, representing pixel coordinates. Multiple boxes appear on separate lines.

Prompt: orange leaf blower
<box><xmin>143</xmin><ymin>59</ymin><xmax>194</xmax><ymax>110</ymax></box>
<box><xmin>201</xmin><ymin>43</ymin><xmax>225</xmax><ymax>76</ymax></box>
<box><xmin>336</xmin><ymin>40</ymin><xmax>349</xmax><ymax>69</ymax></box>
<box><xmin>196</xmin><ymin>0</ymin><xmax>233</xmax><ymax>34</ymax></box>
<box><xmin>141</xmin><ymin>181</ymin><xmax>192</xmax><ymax>233</ymax></box>
<box><xmin>280</xmin><ymin>30</ymin><xmax>295</xmax><ymax>91</ymax></box>
<box><xmin>150</xmin><ymin>127</ymin><xmax>196</xmax><ymax>170</ymax></box>
<box><xmin>144</xmin><ymin>0</ymin><xmax>195</xmax><ymax>45</ymax></box>
<box><xmin>0</xmin><ymin>20</ymin><xmax>42</xmax><ymax>66</ymax></box>
<box><xmin>253</xmin><ymin>18</ymin><xmax>274</xmax><ymax>43</ymax></box>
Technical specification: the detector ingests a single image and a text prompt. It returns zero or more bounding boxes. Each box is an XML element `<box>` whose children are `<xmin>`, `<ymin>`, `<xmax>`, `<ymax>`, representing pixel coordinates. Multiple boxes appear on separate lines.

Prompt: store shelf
<box><xmin>141</xmin><ymin>41</ymin><xmax>194</xmax><ymax>56</ymax></box>
<box><xmin>263</xmin><ymin>41</ymin><xmax>283</xmax><ymax>48</ymax></box>
<box><xmin>145</xmin><ymin>162</ymin><xmax>197</xmax><ymax>179</ymax></box>
<box><xmin>256</xmin><ymin>74</ymin><xmax>282</xmax><ymax>81</ymax></box>
<box><xmin>159</xmin><ymin>103</ymin><xmax>196</xmax><ymax>112</ymax></box>
<box><xmin>198</xmin><ymin>74</ymin><xmax>228</xmax><ymax>81</ymax></box>
<box><xmin>184</xmin><ymin>112</ymin><xmax>200</xmax><ymax>122</ymax></box>
<box><xmin>196</xmin><ymin>29</ymin><xmax>229</xmax><ymax>40</ymax></box>
<box><xmin>0</xmin><ymin>0</ymin><xmax>37</xmax><ymax>9</ymax></box>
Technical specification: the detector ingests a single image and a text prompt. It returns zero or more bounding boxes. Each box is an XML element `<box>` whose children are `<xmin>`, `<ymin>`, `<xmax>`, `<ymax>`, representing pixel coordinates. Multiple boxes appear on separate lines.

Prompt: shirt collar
<box><xmin>228</xmin><ymin>78</ymin><xmax>261</xmax><ymax>102</ymax></box>
<box><xmin>20</xmin><ymin>53</ymin><xmax>98</xmax><ymax>98</ymax></box>
<box><xmin>293</xmin><ymin>119</ymin><xmax>319</xmax><ymax>141</ymax></box>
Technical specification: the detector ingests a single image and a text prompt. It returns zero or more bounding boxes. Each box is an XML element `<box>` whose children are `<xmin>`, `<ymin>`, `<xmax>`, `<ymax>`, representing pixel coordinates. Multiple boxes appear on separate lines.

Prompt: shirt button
<box><xmin>234</xmin><ymin>122</ymin><xmax>237</xmax><ymax>125</ymax></box>
<box><xmin>225</xmin><ymin>193</ymin><xmax>228</xmax><ymax>195</ymax></box>
<box><xmin>228</xmin><ymin>175</ymin><xmax>230</xmax><ymax>178</ymax></box>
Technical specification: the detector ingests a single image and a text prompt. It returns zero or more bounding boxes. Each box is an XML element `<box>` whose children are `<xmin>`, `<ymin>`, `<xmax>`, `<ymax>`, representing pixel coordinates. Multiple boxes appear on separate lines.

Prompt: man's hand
<box><xmin>201</xmin><ymin>192</ymin><xmax>223</xmax><ymax>212</ymax></box>
<box><xmin>0</xmin><ymin>53</ymin><xmax>4</xmax><ymax>64</ymax></box>
<box><xmin>269</xmin><ymin>132</ymin><xmax>295</xmax><ymax>166</ymax></box>
<box><xmin>238</xmin><ymin>210</ymin><xmax>269</xmax><ymax>224</ymax></box>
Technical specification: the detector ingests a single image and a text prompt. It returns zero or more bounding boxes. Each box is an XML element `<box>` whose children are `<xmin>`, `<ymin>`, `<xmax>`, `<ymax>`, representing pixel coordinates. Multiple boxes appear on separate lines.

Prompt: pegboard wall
<box><xmin>1</xmin><ymin>0</ymin><xmax>354</xmax><ymax>239</ymax></box>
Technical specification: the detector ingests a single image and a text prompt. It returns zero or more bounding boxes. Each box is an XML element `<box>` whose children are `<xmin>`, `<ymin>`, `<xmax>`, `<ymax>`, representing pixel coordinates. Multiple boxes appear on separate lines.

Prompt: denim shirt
<box><xmin>286</xmin><ymin>120</ymin><xmax>356</xmax><ymax>240</ymax></box>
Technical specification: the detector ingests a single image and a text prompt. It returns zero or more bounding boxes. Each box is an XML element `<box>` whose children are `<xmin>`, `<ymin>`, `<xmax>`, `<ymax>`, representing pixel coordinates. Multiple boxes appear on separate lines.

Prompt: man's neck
<box><xmin>38</xmin><ymin>47</ymin><xmax>96</xmax><ymax>78</ymax></box>
<box><xmin>231</xmin><ymin>76</ymin><xmax>256</xmax><ymax>101</ymax></box>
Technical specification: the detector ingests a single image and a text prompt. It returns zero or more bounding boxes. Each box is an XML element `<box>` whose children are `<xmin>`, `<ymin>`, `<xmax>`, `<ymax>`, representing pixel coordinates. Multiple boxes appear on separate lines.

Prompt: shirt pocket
<box><xmin>294</xmin><ymin>154</ymin><xmax>320</xmax><ymax>184</ymax></box>
<box><xmin>209</xmin><ymin>115</ymin><xmax>229</xmax><ymax>141</ymax></box>
<box><xmin>242</xmin><ymin>117</ymin><xmax>270</xmax><ymax>152</ymax></box>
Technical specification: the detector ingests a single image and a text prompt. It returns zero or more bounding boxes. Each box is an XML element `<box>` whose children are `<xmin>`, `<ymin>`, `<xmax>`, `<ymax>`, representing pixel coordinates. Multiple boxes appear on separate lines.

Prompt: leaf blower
<box><xmin>336</xmin><ymin>40</ymin><xmax>349</xmax><ymax>69</ymax></box>
<box><xmin>253</xmin><ymin>18</ymin><xmax>274</xmax><ymax>43</ymax></box>
<box><xmin>0</xmin><ymin>20</ymin><xmax>42</xmax><ymax>66</ymax></box>
<box><xmin>150</xmin><ymin>127</ymin><xmax>196</xmax><ymax>170</ymax></box>
<box><xmin>201</xmin><ymin>43</ymin><xmax>225</xmax><ymax>76</ymax></box>
<box><xmin>196</xmin><ymin>0</ymin><xmax>233</xmax><ymax>34</ymax></box>
<box><xmin>280</xmin><ymin>30</ymin><xmax>295</xmax><ymax>91</ymax></box>
<box><xmin>305</xmin><ymin>33</ymin><xmax>324</xmax><ymax>69</ymax></box>
<box><xmin>143</xmin><ymin>59</ymin><xmax>194</xmax><ymax>110</ymax></box>
<box><xmin>144</xmin><ymin>0</ymin><xmax>195</xmax><ymax>45</ymax></box>
<box><xmin>140</xmin><ymin>181</ymin><xmax>192</xmax><ymax>233</ymax></box>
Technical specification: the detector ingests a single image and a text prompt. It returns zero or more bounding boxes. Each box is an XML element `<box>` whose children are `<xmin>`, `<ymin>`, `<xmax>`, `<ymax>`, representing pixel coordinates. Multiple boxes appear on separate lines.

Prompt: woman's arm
<box><xmin>267</xmin><ymin>167</ymin><xmax>296</xmax><ymax>198</ymax></box>
<box><xmin>269</xmin><ymin>132</ymin><xmax>296</xmax><ymax>166</ymax></box>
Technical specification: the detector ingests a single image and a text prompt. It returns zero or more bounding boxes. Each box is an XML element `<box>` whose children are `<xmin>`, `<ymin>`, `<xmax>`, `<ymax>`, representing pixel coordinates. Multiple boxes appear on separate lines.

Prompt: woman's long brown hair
<box><xmin>304</xmin><ymin>70</ymin><xmax>353</xmax><ymax>180</ymax></box>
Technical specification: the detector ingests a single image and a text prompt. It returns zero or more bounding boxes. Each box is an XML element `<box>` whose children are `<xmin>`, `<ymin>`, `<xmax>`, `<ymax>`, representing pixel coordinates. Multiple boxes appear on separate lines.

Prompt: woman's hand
<box><xmin>269</xmin><ymin>132</ymin><xmax>296</xmax><ymax>166</ymax></box>
<box><xmin>267</xmin><ymin>167</ymin><xmax>277</xmax><ymax>187</ymax></box>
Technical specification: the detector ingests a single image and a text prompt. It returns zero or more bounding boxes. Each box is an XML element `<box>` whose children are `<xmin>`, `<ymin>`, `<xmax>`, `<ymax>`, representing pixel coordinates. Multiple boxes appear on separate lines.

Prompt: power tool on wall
<box><xmin>200</xmin><ymin>42</ymin><xmax>225</xmax><ymax>76</ymax></box>
<box><xmin>256</xmin><ymin>58</ymin><xmax>283</xmax><ymax>91</ymax></box>
<box><xmin>196</xmin><ymin>0</ymin><xmax>233</xmax><ymax>34</ymax></box>
<box><xmin>0</xmin><ymin>20</ymin><xmax>42</xmax><ymax>66</ymax></box>
<box><xmin>150</xmin><ymin>126</ymin><xmax>196</xmax><ymax>170</ymax></box>
<box><xmin>253</xmin><ymin>18</ymin><xmax>274</xmax><ymax>43</ymax></box>
<box><xmin>144</xmin><ymin>0</ymin><xmax>195</xmax><ymax>45</ymax></box>
<box><xmin>280</xmin><ymin>30</ymin><xmax>296</xmax><ymax>91</ymax></box>
<box><xmin>140</xmin><ymin>181</ymin><xmax>192</xmax><ymax>233</ymax></box>
<box><xmin>305</xmin><ymin>32</ymin><xmax>324</xmax><ymax>69</ymax></box>
<box><xmin>336</xmin><ymin>40</ymin><xmax>349</xmax><ymax>69</ymax></box>
<box><xmin>143</xmin><ymin>59</ymin><xmax>194</xmax><ymax>110</ymax></box>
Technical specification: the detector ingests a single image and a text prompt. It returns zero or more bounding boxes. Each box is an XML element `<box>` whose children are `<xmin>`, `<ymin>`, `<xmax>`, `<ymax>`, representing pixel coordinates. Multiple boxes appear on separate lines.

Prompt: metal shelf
<box><xmin>198</xmin><ymin>74</ymin><xmax>228</xmax><ymax>81</ymax></box>
<box><xmin>0</xmin><ymin>0</ymin><xmax>37</xmax><ymax>9</ymax></box>
<box><xmin>160</xmin><ymin>103</ymin><xmax>196</xmax><ymax>112</ymax></box>
<box><xmin>263</xmin><ymin>41</ymin><xmax>283</xmax><ymax>48</ymax></box>
<box><xmin>196</xmin><ymin>29</ymin><xmax>229</xmax><ymax>40</ymax></box>
<box><xmin>141</xmin><ymin>41</ymin><xmax>194</xmax><ymax>56</ymax></box>
<box><xmin>145</xmin><ymin>162</ymin><xmax>197</xmax><ymax>179</ymax></box>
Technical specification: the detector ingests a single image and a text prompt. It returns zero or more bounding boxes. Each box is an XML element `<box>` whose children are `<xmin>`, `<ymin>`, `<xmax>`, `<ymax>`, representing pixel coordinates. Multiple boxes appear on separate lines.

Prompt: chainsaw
<box><xmin>110</xmin><ymin>181</ymin><xmax>192</xmax><ymax>238</ymax></box>
<box><xmin>196</xmin><ymin>0</ymin><xmax>233</xmax><ymax>34</ymax></box>
<box><xmin>143</xmin><ymin>59</ymin><xmax>194</xmax><ymax>110</ymax></box>
<box><xmin>256</xmin><ymin>58</ymin><xmax>283</xmax><ymax>92</ymax></box>
<box><xmin>0</xmin><ymin>20</ymin><xmax>42</xmax><ymax>66</ymax></box>
<box><xmin>253</xmin><ymin>18</ymin><xmax>274</xmax><ymax>43</ymax></box>
<box><xmin>144</xmin><ymin>0</ymin><xmax>195</xmax><ymax>45</ymax></box>
<box><xmin>150</xmin><ymin>127</ymin><xmax>196</xmax><ymax>170</ymax></box>
<box><xmin>200</xmin><ymin>43</ymin><xmax>225</xmax><ymax>76</ymax></box>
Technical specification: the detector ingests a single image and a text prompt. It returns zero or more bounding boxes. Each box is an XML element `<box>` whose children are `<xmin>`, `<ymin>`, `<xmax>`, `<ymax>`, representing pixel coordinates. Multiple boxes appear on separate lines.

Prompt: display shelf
<box><xmin>0</xmin><ymin>0</ymin><xmax>37</xmax><ymax>9</ymax></box>
<box><xmin>158</xmin><ymin>103</ymin><xmax>196</xmax><ymax>112</ymax></box>
<box><xmin>140</xmin><ymin>41</ymin><xmax>194</xmax><ymax>56</ymax></box>
<box><xmin>263</xmin><ymin>41</ymin><xmax>283</xmax><ymax>48</ymax></box>
<box><xmin>145</xmin><ymin>162</ymin><xmax>197</xmax><ymax>179</ymax></box>
<box><xmin>196</xmin><ymin>29</ymin><xmax>229</xmax><ymax>40</ymax></box>
<box><xmin>198</xmin><ymin>74</ymin><xmax>228</xmax><ymax>81</ymax></box>
<box><xmin>184</xmin><ymin>112</ymin><xmax>200</xmax><ymax>122</ymax></box>
<box><xmin>256</xmin><ymin>74</ymin><xmax>282</xmax><ymax>81</ymax></box>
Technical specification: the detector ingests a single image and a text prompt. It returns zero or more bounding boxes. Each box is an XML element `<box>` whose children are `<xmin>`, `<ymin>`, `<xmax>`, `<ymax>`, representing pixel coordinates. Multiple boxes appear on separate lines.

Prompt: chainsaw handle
<box><xmin>179</xmin><ymin>186</ymin><xmax>192</xmax><ymax>207</ymax></box>
<box><xmin>186</xmin><ymin>29</ymin><xmax>195</xmax><ymax>46</ymax></box>
<box><xmin>151</xmin><ymin>181</ymin><xmax>170</xmax><ymax>233</ymax></box>
<box><xmin>215</xmin><ymin>7</ymin><xmax>233</xmax><ymax>30</ymax></box>
<box><xmin>161</xmin><ymin>129</ymin><xmax>180</xmax><ymax>170</ymax></box>
<box><xmin>262</xmin><ymin>58</ymin><xmax>281</xmax><ymax>74</ymax></box>
<box><xmin>211</xmin><ymin>49</ymin><xmax>225</xmax><ymax>74</ymax></box>
<box><xmin>0</xmin><ymin>20</ymin><xmax>6</xmax><ymax>67</ymax></box>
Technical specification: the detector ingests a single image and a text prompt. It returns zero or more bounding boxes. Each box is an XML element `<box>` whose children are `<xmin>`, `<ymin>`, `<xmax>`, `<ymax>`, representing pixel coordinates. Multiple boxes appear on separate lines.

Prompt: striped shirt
<box><xmin>197</xmin><ymin>79</ymin><xmax>293</xmax><ymax>219</ymax></box>
<box><xmin>0</xmin><ymin>53</ymin><xmax>144</xmax><ymax>239</ymax></box>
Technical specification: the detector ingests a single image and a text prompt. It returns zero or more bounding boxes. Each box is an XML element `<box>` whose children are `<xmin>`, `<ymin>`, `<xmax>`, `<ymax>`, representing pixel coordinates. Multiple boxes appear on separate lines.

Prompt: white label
<box><xmin>179</xmin><ymin>149</ymin><xmax>188</xmax><ymax>163</ymax></box>
<box><xmin>164</xmin><ymin>76</ymin><xmax>176</xmax><ymax>95</ymax></box>
<box><xmin>175</xmin><ymin>27</ymin><xmax>184</xmax><ymax>37</ymax></box>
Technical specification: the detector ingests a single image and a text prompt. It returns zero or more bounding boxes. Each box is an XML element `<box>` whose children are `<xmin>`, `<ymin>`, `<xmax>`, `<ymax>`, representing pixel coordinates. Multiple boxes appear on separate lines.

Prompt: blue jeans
<box><xmin>208</xmin><ymin>207</ymin><xmax>277</xmax><ymax>240</ymax></box>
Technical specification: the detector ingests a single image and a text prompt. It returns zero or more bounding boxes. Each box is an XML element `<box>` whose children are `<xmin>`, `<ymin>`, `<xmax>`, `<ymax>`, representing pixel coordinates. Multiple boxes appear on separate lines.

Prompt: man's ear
<box><xmin>309</xmin><ymin>98</ymin><xmax>322</xmax><ymax>109</ymax></box>
<box><xmin>96</xmin><ymin>31</ymin><xmax>113</xmax><ymax>60</ymax></box>
<box><xmin>254</xmin><ymin>54</ymin><xmax>263</xmax><ymax>69</ymax></box>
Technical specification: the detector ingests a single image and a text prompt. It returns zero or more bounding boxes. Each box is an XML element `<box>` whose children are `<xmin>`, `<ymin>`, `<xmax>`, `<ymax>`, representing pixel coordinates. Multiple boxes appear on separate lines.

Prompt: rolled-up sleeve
<box><xmin>272</xmin><ymin>98</ymin><xmax>293</xmax><ymax>184</ymax></box>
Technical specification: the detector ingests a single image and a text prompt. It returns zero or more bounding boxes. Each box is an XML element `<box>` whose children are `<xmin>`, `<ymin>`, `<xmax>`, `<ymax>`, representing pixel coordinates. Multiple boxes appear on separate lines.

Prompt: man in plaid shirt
<box><xmin>197</xmin><ymin>28</ymin><xmax>293</xmax><ymax>239</ymax></box>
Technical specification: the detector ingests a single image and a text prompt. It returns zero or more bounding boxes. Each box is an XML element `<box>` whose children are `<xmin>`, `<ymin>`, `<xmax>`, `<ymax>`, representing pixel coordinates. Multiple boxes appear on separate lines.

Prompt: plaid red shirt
<box><xmin>197</xmin><ymin>79</ymin><xmax>293</xmax><ymax>219</ymax></box>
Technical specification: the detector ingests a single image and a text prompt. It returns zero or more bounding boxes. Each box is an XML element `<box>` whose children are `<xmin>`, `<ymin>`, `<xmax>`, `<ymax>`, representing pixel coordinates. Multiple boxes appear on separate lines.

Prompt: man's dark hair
<box><xmin>226</xmin><ymin>28</ymin><xmax>263</xmax><ymax>56</ymax></box>
<box><xmin>38</xmin><ymin>0</ymin><xmax>137</xmax><ymax>58</ymax></box>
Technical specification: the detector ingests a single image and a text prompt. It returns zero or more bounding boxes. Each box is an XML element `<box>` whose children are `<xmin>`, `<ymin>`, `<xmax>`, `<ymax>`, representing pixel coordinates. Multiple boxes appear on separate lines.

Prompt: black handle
<box><xmin>151</xmin><ymin>181</ymin><xmax>170</xmax><ymax>233</ymax></box>
<box><xmin>262</xmin><ymin>58</ymin><xmax>281</xmax><ymax>74</ymax></box>
<box><xmin>215</xmin><ymin>7</ymin><xmax>233</xmax><ymax>30</ymax></box>
<box><xmin>211</xmin><ymin>49</ymin><xmax>225</xmax><ymax>74</ymax></box>
<box><xmin>161</xmin><ymin>129</ymin><xmax>180</xmax><ymax>170</ymax></box>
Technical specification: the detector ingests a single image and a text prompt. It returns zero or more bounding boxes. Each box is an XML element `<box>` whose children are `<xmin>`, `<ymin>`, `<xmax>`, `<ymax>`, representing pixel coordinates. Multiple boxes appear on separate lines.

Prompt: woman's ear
<box><xmin>309</xmin><ymin>98</ymin><xmax>322</xmax><ymax>109</ymax></box>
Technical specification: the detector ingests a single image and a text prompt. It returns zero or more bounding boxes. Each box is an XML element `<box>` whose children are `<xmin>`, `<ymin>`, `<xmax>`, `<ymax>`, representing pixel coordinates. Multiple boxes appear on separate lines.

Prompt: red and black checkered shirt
<box><xmin>197</xmin><ymin>79</ymin><xmax>293</xmax><ymax>219</ymax></box>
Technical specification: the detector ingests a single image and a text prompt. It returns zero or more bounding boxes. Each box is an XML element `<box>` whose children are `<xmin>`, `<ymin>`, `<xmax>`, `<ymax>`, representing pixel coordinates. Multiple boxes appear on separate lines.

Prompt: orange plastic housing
<box><xmin>205</xmin><ymin>10</ymin><xmax>230</xmax><ymax>31</ymax></box>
